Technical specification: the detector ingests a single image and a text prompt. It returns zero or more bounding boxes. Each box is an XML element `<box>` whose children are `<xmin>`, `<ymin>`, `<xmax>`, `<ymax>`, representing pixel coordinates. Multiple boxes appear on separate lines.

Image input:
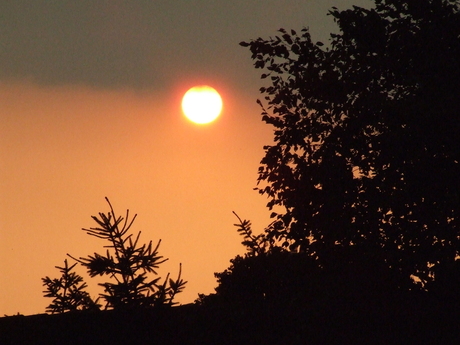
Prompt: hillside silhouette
<box><xmin>1</xmin><ymin>291</ymin><xmax>459</xmax><ymax>344</ymax></box>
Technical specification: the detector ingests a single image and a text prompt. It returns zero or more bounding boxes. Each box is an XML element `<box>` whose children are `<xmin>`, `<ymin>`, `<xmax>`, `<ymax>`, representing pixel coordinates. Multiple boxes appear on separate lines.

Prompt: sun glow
<box><xmin>181</xmin><ymin>86</ymin><xmax>222</xmax><ymax>124</ymax></box>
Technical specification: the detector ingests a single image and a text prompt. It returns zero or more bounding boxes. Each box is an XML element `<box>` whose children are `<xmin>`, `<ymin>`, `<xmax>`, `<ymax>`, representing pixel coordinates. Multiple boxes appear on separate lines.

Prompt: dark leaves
<box><xmin>240</xmin><ymin>0</ymin><xmax>460</xmax><ymax>288</ymax></box>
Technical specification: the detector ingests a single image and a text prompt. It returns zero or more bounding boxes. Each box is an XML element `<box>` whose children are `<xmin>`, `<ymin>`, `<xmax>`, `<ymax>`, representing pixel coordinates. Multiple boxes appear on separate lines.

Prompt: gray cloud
<box><xmin>0</xmin><ymin>0</ymin><xmax>372</xmax><ymax>90</ymax></box>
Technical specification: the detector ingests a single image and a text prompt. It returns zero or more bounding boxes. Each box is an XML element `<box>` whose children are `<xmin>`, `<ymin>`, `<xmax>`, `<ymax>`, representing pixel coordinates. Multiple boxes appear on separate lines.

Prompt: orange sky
<box><xmin>0</xmin><ymin>81</ymin><xmax>274</xmax><ymax>315</ymax></box>
<box><xmin>0</xmin><ymin>0</ymin><xmax>372</xmax><ymax>316</ymax></box>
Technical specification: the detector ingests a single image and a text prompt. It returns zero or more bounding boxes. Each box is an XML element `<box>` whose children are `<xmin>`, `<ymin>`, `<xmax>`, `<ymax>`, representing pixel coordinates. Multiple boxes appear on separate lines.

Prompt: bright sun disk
<box><xmin>181</xmin><ymin>86</ymin><xmax>222</xmax><ymax>124</ymax></box>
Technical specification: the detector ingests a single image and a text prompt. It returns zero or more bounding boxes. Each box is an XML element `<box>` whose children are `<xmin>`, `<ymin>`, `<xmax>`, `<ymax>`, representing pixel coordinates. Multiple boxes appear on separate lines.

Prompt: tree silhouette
<box><xmin>69</xmin><ymin>198</ymin><xmax>187</xmax><ymax>309</ymax></box>
<box><xmin>42</xmin><ymin>198</ymin><xmax>186</xmax><ymax>312</ymax></box>
<box><xmin>42</xmin><ymin>259</ymin><xmax>100</xmax><ymax>314</ymax></box>
<box><xmin>240</xmin><ymin>0</ymin><xmax>460</xmax><ymax>288</ymax></box>
<box><xmin>201</xmin><ymin>213</ymin><xmax>404</xmax><ymax>309</ymax></box>
<box><xmin>207</xmin><ymin>214</ymin><xmax>317</xmax><ymax>308</ymax></box>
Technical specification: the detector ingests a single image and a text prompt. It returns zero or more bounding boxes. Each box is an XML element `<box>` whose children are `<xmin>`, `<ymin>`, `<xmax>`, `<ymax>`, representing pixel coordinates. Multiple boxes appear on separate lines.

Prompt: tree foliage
<box><xmin>232</xmin><ymin>211</ymin><xmax>273</xmax><ymax>256</ymax></box>
<box><xmin>202</xmin><ymin>213</ymin><xmax>406</xmax><ymax>308</ymax></box>
<box><xmin>71</xmin><ymin>198</ymin><xmax>186</xmax><ymax>309</ymax></box>
<box><xmin>240</xmin><ymin>0</ymin><xmax>460</xmax><ymax>287</ymax></box>
<box><xmin>42</xmin><ymin>259</ymin><xmax>100</xmax><ymax>314</ymax></box>
<box><xmin>44</xmin><ymin>198</ymin><xmax>186</xmax><ymax>312</ymax></box>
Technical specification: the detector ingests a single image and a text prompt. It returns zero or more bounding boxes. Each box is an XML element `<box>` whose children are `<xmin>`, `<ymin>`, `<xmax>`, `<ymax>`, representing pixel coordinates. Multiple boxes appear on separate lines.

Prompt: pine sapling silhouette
<box><xmin>232</xmin><ymin>211</ymin><xmax>274</xmax><ymax>256</ymax></box>
<box><xmin>42</xmin><ymin>259</ymin><xmax>100</xmax><ymax>314</ymax></box>
<box><xmin>69</xmin><ymin>198</ymin><xmax>186</xmax><ymax>310</ymax></box>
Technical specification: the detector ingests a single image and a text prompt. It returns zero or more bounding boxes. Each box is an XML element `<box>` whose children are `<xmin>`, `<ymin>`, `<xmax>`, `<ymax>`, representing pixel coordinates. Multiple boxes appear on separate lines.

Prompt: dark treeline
<box><xmin>200</xmin><ymin>0</ymin><xmax>460</xmax><ymax>311</ymax></box>
<box><xmin>0</xmin><ymin>295</ymin><xmax>458</xmax><ymax>344</ymax></box>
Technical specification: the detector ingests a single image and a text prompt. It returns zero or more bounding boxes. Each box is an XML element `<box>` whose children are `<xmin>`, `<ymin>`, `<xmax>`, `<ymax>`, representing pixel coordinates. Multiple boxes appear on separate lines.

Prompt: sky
<box><xmin>0</xmin><ymin>0</ymin><xmax>371</xmax><ymax>316</ymax></box>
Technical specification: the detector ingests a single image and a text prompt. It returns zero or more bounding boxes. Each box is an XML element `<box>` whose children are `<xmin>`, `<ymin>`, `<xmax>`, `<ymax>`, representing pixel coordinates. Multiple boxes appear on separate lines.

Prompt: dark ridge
<box><xmin>1</xmin><ymin>297</ymin><xmax>459</xmax><ymax>345</ymax></box>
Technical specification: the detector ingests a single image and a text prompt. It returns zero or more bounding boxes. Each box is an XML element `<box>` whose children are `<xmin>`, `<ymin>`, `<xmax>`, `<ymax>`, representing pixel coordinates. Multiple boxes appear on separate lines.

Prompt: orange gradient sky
<box><xmin>1</xmin><ymin>81</ymin><xmax>273</xmax><ymax>315</ymax></box>
<box><xmin>0</xmin><ymin>0</ymin><xmax>371</xmax><ymax>315</ymax></box>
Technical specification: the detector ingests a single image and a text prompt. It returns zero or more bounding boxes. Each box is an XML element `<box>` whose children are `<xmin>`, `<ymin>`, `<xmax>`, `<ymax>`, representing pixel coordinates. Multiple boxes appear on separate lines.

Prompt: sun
<box><xmin>181</xmin><ymin>86</ymin><xmax>223</xmax><ymax>124</ymax></box>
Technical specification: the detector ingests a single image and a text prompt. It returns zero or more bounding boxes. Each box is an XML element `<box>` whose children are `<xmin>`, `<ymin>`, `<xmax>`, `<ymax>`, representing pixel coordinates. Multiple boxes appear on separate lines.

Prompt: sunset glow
<box><xmin>0</xmin><ymin>0</ymin><xmax>361</xmax><ymax>317</ymax></box>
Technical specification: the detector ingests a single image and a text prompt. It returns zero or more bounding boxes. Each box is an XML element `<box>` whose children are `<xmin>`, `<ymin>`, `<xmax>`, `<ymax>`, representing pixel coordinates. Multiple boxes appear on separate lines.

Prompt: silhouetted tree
<box><xmin>42</xmin><ymin>259</ymin><xmax>100</xmax><ymax>313</ymax></box>
<box><xmin>200</xmin><ymin>213</ymin><xmax>405</xmax><ymax>309</ymax></box>
<box><xmin>231</xmin><ymin>211</ymin><xmax>274</xmax><ymax>256</ymax></box>
<box><xmin>69</xmin><ymin>198</ymin><xmax>186</xmax><ymax>310</ymax></box>
<box><xmin>240</xmin><ymin>0</ymin><xmax>460</xmax><ymax>288</ymax></box>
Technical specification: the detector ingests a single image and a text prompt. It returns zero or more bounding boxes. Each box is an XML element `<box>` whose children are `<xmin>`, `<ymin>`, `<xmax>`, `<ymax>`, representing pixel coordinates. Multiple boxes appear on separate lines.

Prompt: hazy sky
<box><xmin>1</xmin><ymin>0</ymin><xmax>371</xmax><ymax>315</ymax></box>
